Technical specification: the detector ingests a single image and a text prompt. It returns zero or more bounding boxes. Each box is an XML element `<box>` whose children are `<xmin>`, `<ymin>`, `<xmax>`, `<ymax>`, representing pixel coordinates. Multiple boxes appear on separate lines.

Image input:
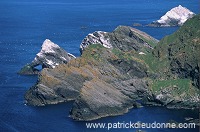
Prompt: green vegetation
<box><xmin>137</xmin><ymin>15</ymin><xmax>200</xmax><ymax>102</ymax></box>
<box><xmin>154</xmin><ymin>14</ymin><xmax>200</xmax><ymax>61</ymax></box>
<box><xmin>138</xmin><ymin>34</ymin><xmax>157</xmax><ymax>48</ymax></box>
<box><xmin>82</xmin><ymin>15</ymin><xmax>200</xmax><ymax>101</ymax></box>
<box><xmin>81</xmin><ymin>44</ymin><xmax>105</xmax><ymax>61</ymax></box>
<box><xmin>151</xmin><ymin>78</ymin><xmax>200</xmax><ymax>102</ymax></box>
<box><xmin>152</xmin><ymin>79</ymin><xmax>190</xmax><ymax>92</ymax></box>
<box><xmin>112</xmin><ymin>48</ymin><xmax>135</xmax><ymax>60</ymax></box>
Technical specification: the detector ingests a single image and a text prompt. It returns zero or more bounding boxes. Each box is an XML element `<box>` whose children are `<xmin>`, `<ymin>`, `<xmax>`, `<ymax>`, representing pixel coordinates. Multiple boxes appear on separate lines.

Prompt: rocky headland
<box><xmin>20</xmin><ymin>15</ymin><xmax>200</xmax><ymax>121</ymax></box>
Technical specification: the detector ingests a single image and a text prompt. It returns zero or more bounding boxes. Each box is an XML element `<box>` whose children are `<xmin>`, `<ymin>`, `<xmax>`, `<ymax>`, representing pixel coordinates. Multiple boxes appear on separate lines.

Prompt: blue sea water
<box><xmin>0</xmin><ymin>0</ymin><xmax>199</xmax><ymax>131</ymax></box>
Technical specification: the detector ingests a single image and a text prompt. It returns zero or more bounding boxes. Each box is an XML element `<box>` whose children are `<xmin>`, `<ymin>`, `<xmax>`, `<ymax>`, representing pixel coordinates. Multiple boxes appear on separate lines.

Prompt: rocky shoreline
<box><xmin>19</xmin><ymin>15</ymin><xmax>200</xmax><ymax>121</ymax></box>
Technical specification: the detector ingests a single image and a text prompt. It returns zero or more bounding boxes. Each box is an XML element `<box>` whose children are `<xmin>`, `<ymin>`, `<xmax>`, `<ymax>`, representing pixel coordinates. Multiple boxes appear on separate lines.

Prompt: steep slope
<box><xmin>153</xmin><ymin>14</ymin><xmax>200</xmax><ymax>88</ymax></box>
<box><xmin>140</xmin><ymin>14</ymin><xmax>200</xmax><ymax>108</ymax></box>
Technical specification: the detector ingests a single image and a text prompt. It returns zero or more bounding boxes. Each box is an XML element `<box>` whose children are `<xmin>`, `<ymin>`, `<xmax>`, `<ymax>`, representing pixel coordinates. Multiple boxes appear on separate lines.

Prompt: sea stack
<box><xmin>148</xmin><ymin>5</ymin><xmax>195</xmax><ymax>27</ymax></box>
<box><xmin>18</xmin><ymin>39</ymin><xmax>75</xmax><ymax>75</ymax></box>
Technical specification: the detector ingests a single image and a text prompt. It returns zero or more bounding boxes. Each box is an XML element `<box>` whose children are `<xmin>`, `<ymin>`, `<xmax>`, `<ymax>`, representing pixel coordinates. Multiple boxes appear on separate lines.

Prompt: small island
<box><xmin>148</xmin><ymin>5</ymin><xmax>195</xmax><ymax>27</ymax></box>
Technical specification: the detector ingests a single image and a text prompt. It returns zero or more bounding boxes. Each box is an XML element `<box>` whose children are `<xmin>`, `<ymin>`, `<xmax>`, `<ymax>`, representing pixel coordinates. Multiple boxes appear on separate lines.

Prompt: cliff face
<box><xmin>70</xmin><ymin>78</ymin><xmax>134</xmax><ymax>121</ymax></box>
<box><xmin>148</xmin><ymin>5</ymin><xmax>195</xmax><ymax>27</ymax></box>
<box><xmin>18</xmin><ymin>39</ymin><xmax>75</xmax><ymax>75</ymax></box>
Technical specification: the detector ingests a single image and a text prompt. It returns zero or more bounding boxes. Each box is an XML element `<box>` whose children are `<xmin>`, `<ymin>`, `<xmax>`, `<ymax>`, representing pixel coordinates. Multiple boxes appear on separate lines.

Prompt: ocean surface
<box><xmin>0</xmin><ymin>0</ymin><xmax>199</xmax><ymax>131</ymax></box>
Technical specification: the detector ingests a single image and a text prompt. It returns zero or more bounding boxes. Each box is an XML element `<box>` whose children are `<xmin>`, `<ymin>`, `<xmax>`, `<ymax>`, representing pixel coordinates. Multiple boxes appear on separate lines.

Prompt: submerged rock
<box><xmin>148</xmin><ymin>5</ymin><xmax>195</xmax><ymax>27</ymax></box>
<box><xmin>133</xmin><ymin>23</ymin><xmax>142</xmax><ymax>27</ymax></box>
<box><xmin>18</xmin><ymin>39</ymin><xmax>75</xmax><ymax>75</ymax></box>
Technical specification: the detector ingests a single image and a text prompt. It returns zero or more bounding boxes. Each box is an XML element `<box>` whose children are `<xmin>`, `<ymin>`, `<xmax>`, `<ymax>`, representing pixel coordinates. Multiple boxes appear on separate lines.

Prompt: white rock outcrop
<box><xmin>19</xmin><ymin>39</ymin><xmax>76</xmax><ymax>75</ymax></box>
<box><xmin>149</xmin><ymin>5</ymin><xmax>195</xmax><ymax>27</ymax></box>
<box><xmin>33</xmin><ymin>39</ymin><xmax>75</xmax><ymax>68</ymax></box>
<box><xmin>80</xmin><ymin>31</ymin><xmax>112</xmax><ymax>53</ymax></box>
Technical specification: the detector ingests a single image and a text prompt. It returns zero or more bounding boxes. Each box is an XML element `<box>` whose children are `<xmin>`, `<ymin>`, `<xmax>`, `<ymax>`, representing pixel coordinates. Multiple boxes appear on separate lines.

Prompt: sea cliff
<box><xmin>20</xmin><ymin>15</ymin><xmax>200</xmax><ymax>121</ymax></box>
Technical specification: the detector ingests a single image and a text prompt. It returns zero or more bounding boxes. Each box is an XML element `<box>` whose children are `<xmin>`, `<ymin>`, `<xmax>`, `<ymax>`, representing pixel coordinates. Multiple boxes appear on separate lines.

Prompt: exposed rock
<box><xmin>80</xmin><ymin>26</ymin><xmax>158</xmax><ymax>54</ymax></box>
<box><xmin>70</xmin><ymin>79</ymin><xmax>133</xmax><ymax>121</ymax></box>
<box><xmin>25</xmin><ymin>44</ymin><xmax>149</xmax><ymax>108</ymax></box>
<box><xmin>18</xmin><ymin>64</ymin><xmax>40</xmax><ymax>75</ymax></box>
<box><xmin>142</xmin><ymin>80</ymin><xmax>200</xmax><ymax>109</ymax></box>
<box><xmin>148</xmin><ymin>5</ymin><xmax>195</xmax><ymax>27</ymax></box>
<box><xmin>25</xmin><ymin>42</ymin><xmax>150</xmax><ymax>121</ymax></box>
<box><xmin>25</xmin><ymin>65</ymin><xmax>90</xmax><ymax>106</ymax></box>
<box><xmin>18</xmin><ymin>39</ymin><xmax>75</xmax><ymax>75</ymax></box>
<box><xmin>23</xmin><ymin>16</ymin><xmax>200</xmax><ymax>121</ymax></box>
<box><xmin>80</xmin><ymin>31</ymin><xmax>112</xmax><ymax>53</ymax></box>
<box><xmin>108</xmin><ymin>59</ymin><xmax>148</xmax><ymax>79</ymax></box>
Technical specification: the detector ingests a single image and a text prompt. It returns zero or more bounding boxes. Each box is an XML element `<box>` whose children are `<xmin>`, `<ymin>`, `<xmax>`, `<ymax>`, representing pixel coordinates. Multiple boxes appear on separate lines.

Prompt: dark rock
<box><xmin>109</xmin><ymin>59</ymin><xmax>148</xmax><ymax>78</ymax></box>
<box><xmin>18</xmin><ymin>64</ymin><xmax>39</xmax><ymax>75</ymax></box>
<box><xmin>70</xmin><ymin>79</ymin><xmax>133</xmax><ymax>121</ymax></box>
<box><xmin>24</xmin><ymin>63</ymin><xmax>91</xmax><ymax>106</ymax></box>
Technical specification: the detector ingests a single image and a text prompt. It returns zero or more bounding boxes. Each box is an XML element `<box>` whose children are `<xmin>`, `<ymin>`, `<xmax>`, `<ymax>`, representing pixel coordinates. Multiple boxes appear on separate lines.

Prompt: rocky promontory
<box><xmin>25</xmin><ymin>43</ymin><xmax>150</xmax><ymax>119</ymax></box>
<box><xmin>21</xmin><ymin>15</ymin><xmax>200</xmax><ymax>121</ymax></box>
<box><xmin>18</xmin><ymin>39</ymin><xmax>76</xmax><ymax>75</ymax></box>
<box><xmin>148</xmin><ymin>5</ymin><xmax>195</xmax><ymax>27</ymax></box>
<box><xmin>23</xmin><ymin>26</ymin><xmax>155</xmax><ymax>120</ymax></box>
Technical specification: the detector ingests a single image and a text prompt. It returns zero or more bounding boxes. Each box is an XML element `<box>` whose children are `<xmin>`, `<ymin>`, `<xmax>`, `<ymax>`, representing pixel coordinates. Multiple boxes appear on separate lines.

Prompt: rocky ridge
<box><xmin>80</xmin><ymin>26</ymin><xmax>158</xmax><ymax>53</ymax></box>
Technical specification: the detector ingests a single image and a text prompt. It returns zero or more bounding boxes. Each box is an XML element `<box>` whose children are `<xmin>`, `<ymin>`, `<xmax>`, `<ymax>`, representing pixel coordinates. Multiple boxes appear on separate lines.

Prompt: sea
<box><xmin>0</xmin><ymin>0</ymin><xmax>199</xmax><ymax>131</ymax></box>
